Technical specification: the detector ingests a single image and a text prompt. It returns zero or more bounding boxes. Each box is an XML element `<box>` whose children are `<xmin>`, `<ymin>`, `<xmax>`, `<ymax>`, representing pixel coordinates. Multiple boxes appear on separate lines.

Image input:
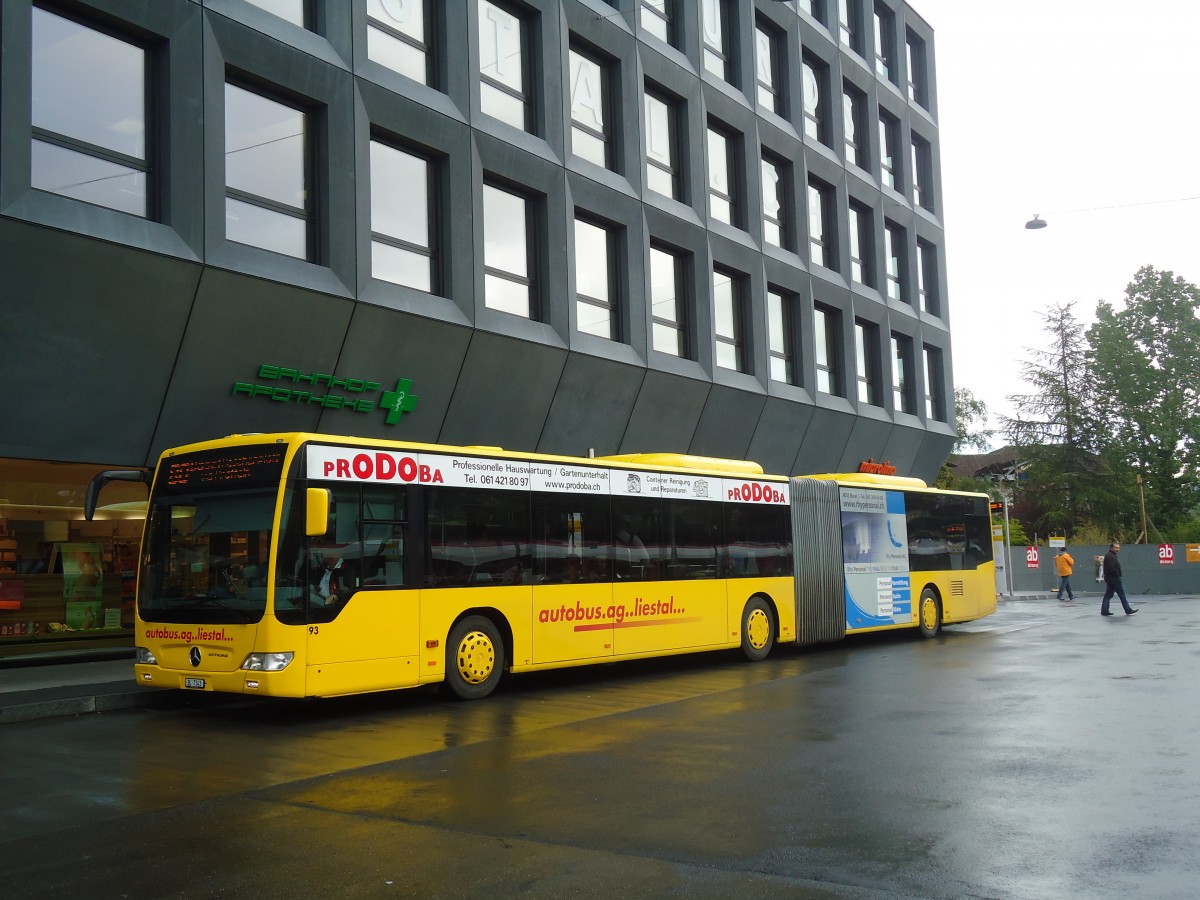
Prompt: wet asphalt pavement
<box><xmin>1</xmin><ymin>595</ymin><xmax>1197</xmax><ymax>898</ymax></box>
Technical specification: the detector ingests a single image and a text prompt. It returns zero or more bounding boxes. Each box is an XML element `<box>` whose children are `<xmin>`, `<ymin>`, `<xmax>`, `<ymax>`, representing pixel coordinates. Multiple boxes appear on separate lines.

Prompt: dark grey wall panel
<box><xmin>793</xmin><ymin>406</ymin><xmax>856</xmax><ymax>475</ymax></box>
<box><xmin>880</xmin><ymin>420</ymin><xmax>926</xmax><ymax>479</ymax></box>
<box><xmin>837</xmin><ymin>414</ymin><xmax>894</xmax><ymax>473</ymax></box>
<box><xmin>149</xmin><ymin>268</ymin><xmax>354</xmax><ymax>463</ymax></box>
<box><xmin>326</xmin><ymin>304</ymin><xmax>473</xmax><ymax>443</ymax></box>
<box><xmin>619</xmin><ymin>370</ymin><xmax>709</xmax><ymax>454</ymax></box>
<box><xmin>913</xmin><ymin>428</ymin><xmax>955</xmax><ymax>484</ymax></box>
<box><xmin>537</xmin><ymin>353</ymin><xmax>645</xmax><ymax>458</ymax></box>
<box><xmin>438</xmin><ymin>332</ymin><xmax>567</xmax><ymax>451</ymax></box>
<box><xmin>0</xmin><ymin>220</ymin><xmax>200</xmax><ymax>464</ymax></box>
<box><xmin>745</xmin><ymin>397</ymin><xmax>816</xmax><ymax>476</ymax></box>
<box><xmin>690</xmin><ymin>385</ymin><xmax>766</xmax><ymax>462</ymax></box>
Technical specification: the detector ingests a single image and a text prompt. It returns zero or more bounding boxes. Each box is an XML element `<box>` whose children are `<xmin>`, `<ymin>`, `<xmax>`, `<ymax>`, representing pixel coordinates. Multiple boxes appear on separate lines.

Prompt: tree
<box><xmin>1001</xmin><ymin>302</ymin><xmax>1101</xmax><ymax>535</ymax></box>
<box><xmin>935</xmin><ymin>387</ymin><xmax>994</xmax><ymax>489</ymax></box>
<box><xmin>952</xmin><ymin>386</ymin><xmax>994</xmax><ymax>453</ymax></box>
<box><xmin>1087</xmin><ymin>267</ymin><xmax>1200</xmax><ymax>536</ymax></box>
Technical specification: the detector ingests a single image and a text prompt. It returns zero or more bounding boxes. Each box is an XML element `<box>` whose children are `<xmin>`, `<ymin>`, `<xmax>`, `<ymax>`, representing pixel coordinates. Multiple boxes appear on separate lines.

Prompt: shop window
<box><xmin>0</xmin><ymin>459</ymin><xmax>148</xmax><ymax>643</ymax></box>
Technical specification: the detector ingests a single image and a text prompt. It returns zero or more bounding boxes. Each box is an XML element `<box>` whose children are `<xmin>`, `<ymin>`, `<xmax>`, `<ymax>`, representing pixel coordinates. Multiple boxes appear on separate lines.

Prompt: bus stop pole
<box><xmin>1003</xmin><ymin>495</ymin><xmax>1013</xmax><ymax>597</ymax></box>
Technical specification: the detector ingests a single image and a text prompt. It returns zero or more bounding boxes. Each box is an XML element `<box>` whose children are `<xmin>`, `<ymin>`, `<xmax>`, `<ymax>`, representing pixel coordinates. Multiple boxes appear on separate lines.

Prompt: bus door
<box><xmin>304</xmin><ymin>485</ymin><xmax>420</xmax><ymax>695</ymax></box>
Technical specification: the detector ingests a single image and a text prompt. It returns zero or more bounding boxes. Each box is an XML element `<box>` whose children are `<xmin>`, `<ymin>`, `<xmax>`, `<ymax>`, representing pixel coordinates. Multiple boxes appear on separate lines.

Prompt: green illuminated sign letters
<box><xmin>232</xmin><ymin>365</ymin><xmax>419</xmax><ymax>425</ymax></box>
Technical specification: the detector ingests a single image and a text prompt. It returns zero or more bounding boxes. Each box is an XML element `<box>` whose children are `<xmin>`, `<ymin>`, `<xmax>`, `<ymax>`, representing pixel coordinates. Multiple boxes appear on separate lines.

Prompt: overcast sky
<box><xmin>910</xmin><ymin>0</ymin><xmax>1200</xmax><ymax>447</ymax></box>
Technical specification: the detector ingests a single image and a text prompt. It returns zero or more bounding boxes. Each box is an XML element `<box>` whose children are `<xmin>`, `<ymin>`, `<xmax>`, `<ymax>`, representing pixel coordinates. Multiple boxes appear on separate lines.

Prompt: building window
<box><xmin>814</xmin><ymin>305</ymin><xmax>840</xmax><ymax>395</ymax></box>
<box><xmin>848</xmin><ymin>202</ymin><xmax>872</xmax><ymax>286</ymax></box>
<box><xmin>838</xmin><ymin>0</ymin><xmax>862</xmax><ymax>56</ymax></box>
<box><xmin>245</xmin><ymin>0</ymin><xmax>306</xmax><ymax>27</ymax></box>
<box><xmin>707</xmin><ymin>124</ymin><xmax>738</xmax><ymax>227</ymax></box>
<box><xmin>755</xmin><ymin>21</ymin><xmax>781</xmax><ymax>114</ymax></box>
<box><xmin>855</xmin><ymin>319</ymin><xmax>880</xmax><ymax>406</ymax></box>
<box><xmin>802</xmin><ymin>55</ymin><xmax>829</xmax><ymax>145</ymax></box>
<box><xmin>569</xmin><ymin>47</ymin><xmax>610</xmax><ymax>169</ymax></box>
<box><xmin>912</xmin><ymin>134</ymin><xmax>933</xmax><ymax>211</ymax></box>
<box><xmin>478</xmin><ymin>0</ymin><xmax>529</xmax><ymax>132</ymax></box>
<box><xmin>801</xmin><ymin>0</ymin><xmax>826</xmax><ymax>25</ymax></box>
<box><xmin>224</xmin><ymin>82</ymin><xmax>309</xmax><ymax>259</ymax></box>
<box><xmin>924</xmin><ymin>344</ymin><xmax>945</xmax><ymax>420</ymax></box>
<box><xmin>644</xmin><ymin>89</ymin><xmax>681</xmax><ymax>200</ymax></box>
<box><xmin>808</xmin><ymin>178</ymin><xmax>833</xmax><ymax>269</ymax></box>
<box><xmin>701</xmin><ymin>0</ymin><xmax>732</xmax><ymax>82</ymax></box>
<box><xmin>879</xmin><ymin>111</ymin><xmax>899</xmax><ymax>190</ymax></box>
<box><xmin>367</xmin><ymin>0</ymin><xmax>429</xmax><ymax>84</ymax></box>
<box><xmin>761</xmin><ymin>154</ymin><xmax>788</xmax><ymax>250</ymax></box>
<box><xmin>767</xmin><ymin>289</ymin><xmax>795</xmax><ymax>384</ymax></box>
<box><xmin>713</xmin><ymin>268</ymin><xmax>745</xmax><ymax>372</ymax></box>
<box><xmin>917</xmin><ymin>238</ymin><xmax>939</xmax><ymax>315</ymax></box>
<box><xmin>370</xmin><ymin>140</ymin><xmax>433</xmax><ymax>292</ymax></box>
<box><xmin>873</xmin><ymin>2</ymin><xmax>896</xmax><ymax>84</ymax></box>
<box><xmin>483</xmin><ymin>183</ymin><xmax>534</xmax><ymax>317</ymax></box>
<box><xmin>574</xmin><ymin>217</ymin><xmax>617</xmax><ymax>339</ymax></box>
<box><xmin>884</xmin><ymin>221</ymin><xmax>905</xmax><ymax>302</ymax></box>
<box><xmin>892</xmin><ymin>333</ymin><xmax>914</xmax><ymax>414</ymax></box>
<box><xmin>906</xmin><ymin>29</ymin><xmax>928</xmax><ymax>108</ymax></box>
<box><xmin>640</xmin><ymin>0</ymin><xmax>674</xmax><ymax>46</ymax></box>
<box><xmin>31</xmin><ymin>8</ymin><xmax>149</xmax><ymax>217</ymax></box>
<box><xmin>843</xmin><ymin>83</ymin><xmax>866</xmax><ymax>169</ymax></box>
<box><xmin>650</xmin><ymin>245</ymin><xmax>686</xmax><ymax>357</ymax></box>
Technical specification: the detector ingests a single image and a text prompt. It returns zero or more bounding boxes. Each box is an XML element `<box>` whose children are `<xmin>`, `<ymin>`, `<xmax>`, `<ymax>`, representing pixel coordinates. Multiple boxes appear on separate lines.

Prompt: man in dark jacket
<box><xmin>1100</xmin><ymin>541</ymin><xmax>1138</xmax><ymax>616</ymax></box>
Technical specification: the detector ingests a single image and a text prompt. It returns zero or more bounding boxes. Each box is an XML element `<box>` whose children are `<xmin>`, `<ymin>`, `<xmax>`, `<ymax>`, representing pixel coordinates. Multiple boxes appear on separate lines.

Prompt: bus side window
<box><xmin>362</xmin><ymin>487</ymin><xmax>407</xmax><ymax>587</ymax></box>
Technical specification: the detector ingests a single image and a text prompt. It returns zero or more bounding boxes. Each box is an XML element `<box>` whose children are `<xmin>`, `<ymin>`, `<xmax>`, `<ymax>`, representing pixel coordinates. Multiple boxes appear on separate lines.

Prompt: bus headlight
<box><xmin>241</xmin><ymin>651</ymin><xmax>295</xmax><ymax>672</ymax></box>
<box><xmin>135</xmin><ymin>646</ymin><xmax>158</xmax><ymax>665</ymax></box>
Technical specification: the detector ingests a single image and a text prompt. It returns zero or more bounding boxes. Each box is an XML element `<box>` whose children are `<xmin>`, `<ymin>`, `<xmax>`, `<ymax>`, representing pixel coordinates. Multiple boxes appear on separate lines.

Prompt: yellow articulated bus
<box><xmin>86</xmin><ymin>433</ymin><xmax>996</xmax><ymax>701</ymax></box>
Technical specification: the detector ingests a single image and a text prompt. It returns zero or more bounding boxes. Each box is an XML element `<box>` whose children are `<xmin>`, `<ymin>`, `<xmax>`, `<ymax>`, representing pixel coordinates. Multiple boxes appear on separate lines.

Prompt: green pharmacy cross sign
<box><xmin>232</xmin><ymin>365</ymin><xmax>419</xmax><ymax>426</ymax></box>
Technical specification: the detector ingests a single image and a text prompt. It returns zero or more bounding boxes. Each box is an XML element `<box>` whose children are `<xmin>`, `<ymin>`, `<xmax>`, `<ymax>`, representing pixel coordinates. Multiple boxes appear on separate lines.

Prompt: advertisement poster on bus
<box><xmin>839</xmin><ymin>488</ymin><xmax>912</xmax><ymax>629</ymax></box>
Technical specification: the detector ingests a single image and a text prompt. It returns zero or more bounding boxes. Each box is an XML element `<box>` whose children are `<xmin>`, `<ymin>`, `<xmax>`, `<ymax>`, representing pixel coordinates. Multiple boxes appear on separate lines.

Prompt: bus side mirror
<box><xmin>306</xmin><ymin>488</ymin><xmax>331</xmax><ymax>537</ymax></box>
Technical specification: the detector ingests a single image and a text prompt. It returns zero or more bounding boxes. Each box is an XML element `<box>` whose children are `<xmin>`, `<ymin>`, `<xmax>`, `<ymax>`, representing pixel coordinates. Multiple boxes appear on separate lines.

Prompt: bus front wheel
<box><xmin>740</xmin><ymin>596</ymin><xmax>775</xmax><ymax>661</ymax></box>
<box><xmin>919</xmin><ymin>588</ymin><xmax>942</xmax><ymax>638</ymax></box>
<box><xmin>445</xmin><ymin>616</ymin><xmax>505</xmax><ymax>700</ymax></box>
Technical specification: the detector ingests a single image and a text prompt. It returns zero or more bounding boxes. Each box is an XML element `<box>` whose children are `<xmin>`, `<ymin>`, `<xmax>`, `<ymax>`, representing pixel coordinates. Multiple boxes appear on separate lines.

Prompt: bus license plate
<box><xmin>184</xmin><ymin>677</ymin><xmax>206</xmax><ymax>690</ymax></box>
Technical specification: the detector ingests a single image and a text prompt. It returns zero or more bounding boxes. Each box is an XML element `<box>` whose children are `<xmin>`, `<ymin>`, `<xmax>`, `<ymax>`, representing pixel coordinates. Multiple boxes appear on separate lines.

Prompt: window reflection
<box><xmin>224</xmin><ymin>83</ymin><xmax>308</xmax><ymax>259</ymax></box>
<box><xmin>569</xmin><ymin>50</ymin><xmax>608</xmax><ymax>168</ymax></box>
<box><xmin>761</xmin><ymin>156</ymin><xmax>785</xmax><ymax>249</ymax></box>
<box><xmin>650</xmin><ymin>246</ymin><xmax>685</xmax><ymax>357</ymax></box>
<box><xmin>31</xmin><ymin>8</ymin><xmax>148</xmax><ymax>216</ymax></box>
<box><xmin>479</xmin><ymin>0</ymin><xmax>528</xmax><ymax>131</ymax></box>
<box><xmin>707</xmin><ymin>127</ymin><xmax>734</xmax><ymax>226</ymax></box>
<box><xmin>483</xmin><ymin>184</ymin><xmax>532</xmax><ymax>317</ymax></box>
<box><xmin>767</xmin><ymin>290</ymin><xmax>793</xmax><ymax>384</ymax></box>
<box><xmin>644</xmin><ymin>91</ymin><xmax>679</xmax><ymax>199</ymax></box>
<box><xmin>574</xmin><ymin>218</ymin><xmax>615</xmax><ymax>339</ymax></box>
<box><xmin>368</xmin><ymin>0</ymin><xmax>428</xmax><ymax>84</ymax></box>
<box><xmin>370</xmin><ymin>141</ymin><xmax>433</xmax><ymax>292</ymax></box>
<box><xmin>713</xmin><ymin>268</ymin><xmax>743</xmax><ymax>372</ymax></box>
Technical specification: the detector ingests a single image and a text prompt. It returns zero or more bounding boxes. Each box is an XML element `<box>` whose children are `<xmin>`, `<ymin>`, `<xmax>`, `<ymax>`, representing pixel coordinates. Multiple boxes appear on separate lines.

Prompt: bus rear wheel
<box><xmin>741</xmin><ymin>596</ymin><xmax>775</xmax><ymax>661</ymax></box>
<box><xmin>445</xmin><ymin>616</ymin><xmax>505</xmax><ymax>700</ymax></box>
<box><xmin>919</xmin><ymin>588</ymin><xmax>942</xmax><ymax>638</ymax></box>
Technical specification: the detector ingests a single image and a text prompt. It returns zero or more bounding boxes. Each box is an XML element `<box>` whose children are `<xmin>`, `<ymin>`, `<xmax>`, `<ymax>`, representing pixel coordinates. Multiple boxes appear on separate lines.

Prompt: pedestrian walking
<box><xmin>1055</xmin><ymin>547</ymin><xmax>1075</xmax><ymax>601</ymax></box>
<box><xmin>1100</xmin><ymin>541</ymin><xmax>1138</xmax><ymax>617</ymax></box>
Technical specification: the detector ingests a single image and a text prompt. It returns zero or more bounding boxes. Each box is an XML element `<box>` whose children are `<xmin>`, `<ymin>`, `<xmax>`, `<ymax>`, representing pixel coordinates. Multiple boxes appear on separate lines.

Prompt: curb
<box><xmin>0</xmin><ymin>685</ymin><xmax>178</xmax><ymax>725</ymax></box>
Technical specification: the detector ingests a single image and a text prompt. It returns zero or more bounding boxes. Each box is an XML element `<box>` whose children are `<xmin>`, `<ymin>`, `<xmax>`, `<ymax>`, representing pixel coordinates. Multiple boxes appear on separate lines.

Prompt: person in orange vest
<box><xmin>1055</xmin><ymin>547</ymin><xmax>1075</xmax><ymax>601</ymax></box>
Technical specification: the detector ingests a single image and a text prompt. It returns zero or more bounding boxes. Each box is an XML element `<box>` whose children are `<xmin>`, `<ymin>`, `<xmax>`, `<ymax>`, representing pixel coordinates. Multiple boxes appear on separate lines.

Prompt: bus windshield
<box><xmin>137</xmin><ymin>445</ymin><xmax>286</xmax><ymax>625</ymax></box>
